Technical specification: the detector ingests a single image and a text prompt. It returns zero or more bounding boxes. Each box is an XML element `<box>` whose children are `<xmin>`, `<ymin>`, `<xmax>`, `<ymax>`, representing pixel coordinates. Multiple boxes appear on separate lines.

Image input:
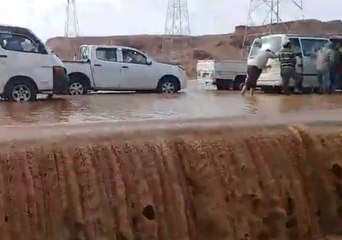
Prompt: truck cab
<box><xmin>64</xmin><ymin>45</ymin><xmax>187</xmax><ymax>94</ymax></box>
<box><xmin>0</xmin><ymin>25</ymin><xmax>68</xmax><ymax>102</ymax></box>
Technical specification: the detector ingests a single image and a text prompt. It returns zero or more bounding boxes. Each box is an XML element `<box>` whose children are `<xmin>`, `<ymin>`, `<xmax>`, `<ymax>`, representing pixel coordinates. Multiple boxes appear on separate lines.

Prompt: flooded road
<box><xmin>1</xmin><ymin>81</ymin><xmax>342</xmax><ymax>125</ymax></box>
<box><xmin>1</xmin><ymin>81</ymin><xmax>342</xmax><ymax>240</ymax></box>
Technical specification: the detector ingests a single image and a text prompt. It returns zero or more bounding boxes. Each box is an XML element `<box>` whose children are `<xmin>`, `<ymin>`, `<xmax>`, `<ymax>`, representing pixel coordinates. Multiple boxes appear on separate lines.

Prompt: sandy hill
<box><xmin>46</xmin><ymin>19</ymin><xmax>342</xmax><ymax>76</ymax></box>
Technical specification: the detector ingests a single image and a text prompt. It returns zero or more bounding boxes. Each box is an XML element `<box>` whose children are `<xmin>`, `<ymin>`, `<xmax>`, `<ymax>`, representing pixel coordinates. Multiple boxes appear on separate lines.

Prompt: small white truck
<box><xmin>196</xmin><ymin>59</ymin><xmax>247</xmax><ymax>90</ymax></box>
<box><xmin>63</xmin><ymin>45</ymin><xmax>187</xmax><ymax>94</ymax></box>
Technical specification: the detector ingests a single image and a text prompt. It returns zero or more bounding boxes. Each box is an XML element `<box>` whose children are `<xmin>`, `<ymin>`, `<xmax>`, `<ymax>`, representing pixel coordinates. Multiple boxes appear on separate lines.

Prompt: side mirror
<box><xmin>146</xmin><ymin>59</ymin><xmax>152</xmax><ymax>65</ymax></box>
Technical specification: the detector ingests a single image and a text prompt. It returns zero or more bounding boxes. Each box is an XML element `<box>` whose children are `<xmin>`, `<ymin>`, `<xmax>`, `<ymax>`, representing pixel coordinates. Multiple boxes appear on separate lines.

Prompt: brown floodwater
<box><xmin>1</xmin><ymin>81</ymin><xmax>342</xmax><ymax>125</ymax></box>
<box><xmin>1</xmin><ymin>82</ymin><xmax>342</xmax><ymax>240</ymax></box>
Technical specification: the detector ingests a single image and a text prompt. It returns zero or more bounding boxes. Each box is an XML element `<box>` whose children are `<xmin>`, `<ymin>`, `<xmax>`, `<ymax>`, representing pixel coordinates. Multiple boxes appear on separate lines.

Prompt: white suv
<box><xmin>0</xmin><ymin>25</ymin><xmax>68</xmax><ymax>102</ymax></box>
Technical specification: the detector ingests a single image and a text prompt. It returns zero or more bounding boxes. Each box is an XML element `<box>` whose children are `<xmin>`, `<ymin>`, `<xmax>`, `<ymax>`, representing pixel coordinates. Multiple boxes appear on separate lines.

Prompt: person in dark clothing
<box><xmin>329</xmin><ymin>42</ymin><xmax>341</xmax><ymax>93</ymax></box>
<box><xmin>241</xmin><ymin>38</ymin><xmax>277</xmax><ymax>96</ymax></box>
<box><xmin>278</xmin><ymin>39</ymin><xmax>298</xmax><ymax>94</ymax></box>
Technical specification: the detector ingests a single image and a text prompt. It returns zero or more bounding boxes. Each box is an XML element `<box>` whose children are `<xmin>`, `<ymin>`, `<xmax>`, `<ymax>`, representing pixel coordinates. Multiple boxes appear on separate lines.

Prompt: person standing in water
<box><xmin>241</xmin><ymin>39</ymin><xmax>277</xmax><ymax>96</ymax></box>
<box><xmin>328</xmin><ymin>42</ymin><xmax>340</xmax><ymax>93</ymax></box>
<box><xmin>316</xmin><ymin>43</ymin><xmax>333</xmax><ymax>94</ymax></box>
<box><xmin>278</xmin><ymin>39</ymin><xmax>297</xmax><ymax>94</ymax></box>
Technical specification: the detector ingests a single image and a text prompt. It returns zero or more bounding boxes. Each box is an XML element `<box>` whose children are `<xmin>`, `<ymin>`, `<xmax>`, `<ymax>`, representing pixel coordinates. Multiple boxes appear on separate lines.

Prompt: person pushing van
<box><xmin>316</xmin><ymin>42</ymin><xmax>335</xmax><ymax>94</ymax></box>
<box><xmin>241</xmin><ymin>38</ymin><xmax>277</xmax><ymax>96</ymax></box>
<box><xmin>278</xmin><ymin>39</ymin><xmax>299</xmax><ymax>94</ymax></box>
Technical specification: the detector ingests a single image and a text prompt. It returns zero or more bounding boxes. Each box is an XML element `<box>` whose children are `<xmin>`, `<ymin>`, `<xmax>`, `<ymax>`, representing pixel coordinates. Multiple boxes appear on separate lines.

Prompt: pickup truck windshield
<box><xmin>249</xmin><ymin>36</ymin><xmax>282</xmax><ymax>58</ymax></box>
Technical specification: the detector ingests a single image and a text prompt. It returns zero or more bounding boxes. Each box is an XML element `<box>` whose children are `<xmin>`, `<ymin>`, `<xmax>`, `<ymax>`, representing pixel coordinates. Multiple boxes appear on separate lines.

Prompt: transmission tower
<box><xmin>163</xmin><ymin>0</ymin><xmax>191</xmax><ymax>63</ymax></box>
<box><xmin>65</xmin><ymin>0</ymin><xmax>79</xmax><ymax>37</ymax></box>
<box><xmin>241</xmin><ymin>0</ymin><xmax>304</xmax><ymax>55</ymax></box>
<box><xmin>64</xmin><ymin>0</ymin><xmax>80</xmax><ymax>59</ymax></box>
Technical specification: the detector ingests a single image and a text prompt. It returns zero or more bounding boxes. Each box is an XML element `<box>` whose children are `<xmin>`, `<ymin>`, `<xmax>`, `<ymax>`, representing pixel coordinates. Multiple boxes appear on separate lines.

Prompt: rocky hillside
<box><xmin>46</xmin><ymin>19</ymin><xmax>342</xmax><ymax>76</ymax></box>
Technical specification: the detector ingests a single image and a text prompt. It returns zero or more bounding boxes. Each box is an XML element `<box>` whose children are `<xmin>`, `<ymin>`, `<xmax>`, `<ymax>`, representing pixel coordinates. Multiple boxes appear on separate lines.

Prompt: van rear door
<box><xmin>299</xmin><ymin>38</ymin><xmax>329</xmax><ymax>88</ymax></box>
<box><xmin>330</xmin><ymin>37</ymin><xmax>342</xmax><ymax>89</ymax></box>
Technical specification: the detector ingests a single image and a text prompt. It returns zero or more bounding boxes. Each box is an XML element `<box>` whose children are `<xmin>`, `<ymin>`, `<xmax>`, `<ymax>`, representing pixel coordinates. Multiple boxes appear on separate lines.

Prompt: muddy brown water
<box><xmin>0</xmin><ymin>122</ymin><xmax>341</xmax><ymax>240</ymax></box>
<box><xmin>0</xmin><ymin>81</ymin><xmax>342</xmax><ymax>239</ymax></box>
<box><xmin>1</xmin><ymin>81</ymin><xmax>342</xmax><ymax>125</ymax></box>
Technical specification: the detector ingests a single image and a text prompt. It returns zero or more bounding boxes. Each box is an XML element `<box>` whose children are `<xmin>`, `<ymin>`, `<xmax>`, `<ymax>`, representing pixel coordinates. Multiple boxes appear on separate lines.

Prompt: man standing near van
<box><xmin>241</xmin><ymin>39</ymin><xmax>277</xmax><ymax>96</ymax></box>
<box><xmin>328</xmin><ymin>42</ymin><xmax>340</xmax><ymax>93</ymax></box>
<box><xmin>316</xmin><ymin>43</ymin><xmax>333</xmax><ymax>94</ymax></box>
<box><xmin>278</xmin><ymin>39</ymin><xmax>297</xmax><ymax>94</ymax></box>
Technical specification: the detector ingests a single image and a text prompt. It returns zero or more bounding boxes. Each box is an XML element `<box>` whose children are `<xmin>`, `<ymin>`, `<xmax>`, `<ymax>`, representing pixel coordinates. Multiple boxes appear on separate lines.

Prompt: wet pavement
<box><xmin>1</xmin><ymin>80</ymin><xmax>342</xmax><ymax>126</ymax></box>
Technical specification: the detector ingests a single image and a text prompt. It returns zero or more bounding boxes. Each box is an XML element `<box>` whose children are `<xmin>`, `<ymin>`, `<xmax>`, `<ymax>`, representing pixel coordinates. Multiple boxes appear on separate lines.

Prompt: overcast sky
<box><xmin>0</xmin><ymin>0</ymin><xmax>340</xmax><ymax>41</ymax></box>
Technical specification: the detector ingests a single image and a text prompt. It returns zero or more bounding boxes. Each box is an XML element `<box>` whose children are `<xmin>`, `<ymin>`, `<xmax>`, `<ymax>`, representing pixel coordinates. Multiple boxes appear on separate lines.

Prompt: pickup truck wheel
<box><xmin>157</xmin><ymin>77</ymin><xmax>178</xmax><ymax>94</ymax></box>
<box><xmin>6</xmin><ymin>80</ymin><xmax>37</xmax><ymax>102</ymax></box>
<box><xmin>233</xmin><ymin>76</ymin><xmax>246</xmax><ymax>90</ymax></box>
<box><xmin>69</xmin><ymin>80</ymin><xmax>87</xmax><ymax>95</ymax></box>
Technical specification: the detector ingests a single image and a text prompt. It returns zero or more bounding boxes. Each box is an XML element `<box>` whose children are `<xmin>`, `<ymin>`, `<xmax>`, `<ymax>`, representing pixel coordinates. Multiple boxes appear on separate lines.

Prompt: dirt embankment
<box><xmin>0</xmin><ymin>122</ymin><xmax>341</xmax><ymax>239</ymax></box>
<box><xmin>46</xmin><ymin>19</ymin><xmax>342</xmax><ymax>76</ymax></box>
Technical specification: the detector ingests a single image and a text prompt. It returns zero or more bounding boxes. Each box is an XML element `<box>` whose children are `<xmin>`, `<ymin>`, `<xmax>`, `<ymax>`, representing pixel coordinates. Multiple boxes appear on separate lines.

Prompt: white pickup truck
<box><xmin>63</xmin><ymin>45</ymin><xmax>187</xmax><ymax>94</ymax></box>
<box><xmin>196</xmin><ymin>59</ymin><xmax>247</xmax><ymax>90</ymax></box>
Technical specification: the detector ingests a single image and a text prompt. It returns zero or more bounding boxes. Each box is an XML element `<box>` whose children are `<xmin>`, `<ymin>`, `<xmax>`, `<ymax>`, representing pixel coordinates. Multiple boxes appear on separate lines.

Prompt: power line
<box><xmin>65</xmin><ymin>0</ymin><xmax>80</xmax><ymax>60</ymax></box>
<box><xmin>241</xmin><ymin>0</ymin><xmax>304</xmax><ymax>55</ymax></box>
<box><xmin>64</xmin><ymin>0</ymin><xmax>80</xmax><ymax>37</ymax></box>
<box><xmin>164</xmin><ymin>0</ymin><xmax>191</xmax><ymax>35</ymax></box>
<box><xmin>163</xmin><ymin>0</ymin><xmax>191</xmax><ymax>62</ymax></box>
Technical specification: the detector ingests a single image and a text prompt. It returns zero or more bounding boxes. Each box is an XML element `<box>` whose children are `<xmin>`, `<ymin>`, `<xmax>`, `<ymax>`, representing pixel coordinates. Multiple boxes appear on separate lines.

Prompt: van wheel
<box><xmin>157</xmin><ymin>77</ymin><xmax>179</xmax><ymax>93</ymax></box>
<box><xmin>6</xmin><ymin>79</ymin><xmax>37</xmax><ymax>102</ymax></box>
<box><xmin>69</xmin><ymin>76</ymin><xmax>87</xmax><ymax>95</ymax></box>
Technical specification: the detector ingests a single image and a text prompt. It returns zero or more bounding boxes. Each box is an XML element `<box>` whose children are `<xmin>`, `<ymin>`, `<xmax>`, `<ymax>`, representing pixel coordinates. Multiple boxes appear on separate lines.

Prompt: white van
<box><xmin>248</xmin><ymin>34</ymin><xmax>342</xmax><ymax>92</ymax></box>
<box><xmin>0</xmin><ymin>25</ymin><xmax>68</xmax><ymax>102</ymax></box>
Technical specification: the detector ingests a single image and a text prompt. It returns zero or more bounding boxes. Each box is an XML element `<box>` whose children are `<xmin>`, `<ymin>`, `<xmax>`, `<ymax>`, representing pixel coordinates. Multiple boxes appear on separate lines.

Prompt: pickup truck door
<box><xmin>92</xmin><ymin>47</ymin><xmax>121</xmax><ymax>89</ymax></box>
<box><xmin>118</xmin><ymin>48</ymin><xmax>153</xmax><ymax>89</ymax></box>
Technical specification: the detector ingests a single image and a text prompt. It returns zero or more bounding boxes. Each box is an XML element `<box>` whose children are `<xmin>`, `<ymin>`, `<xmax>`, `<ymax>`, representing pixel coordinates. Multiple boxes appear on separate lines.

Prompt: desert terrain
<box><xmin>47</xmin><ymin>19</ymin><xmax>342</xmax><ymax>76</ymax></box>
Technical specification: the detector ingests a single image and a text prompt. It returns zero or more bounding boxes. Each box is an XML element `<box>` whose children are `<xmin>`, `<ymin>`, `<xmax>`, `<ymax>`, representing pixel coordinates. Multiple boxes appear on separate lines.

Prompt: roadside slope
<box><xmin>46</xmin><ymin>19</ymin><xmax>342</xmax><ymax>76</ymax></box>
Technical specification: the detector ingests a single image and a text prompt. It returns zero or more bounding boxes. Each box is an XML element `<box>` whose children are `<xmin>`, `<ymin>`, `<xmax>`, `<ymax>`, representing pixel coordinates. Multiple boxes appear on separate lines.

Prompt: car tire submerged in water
<box><xmin>157</xmin><ymin>77</ymin><xmax>179</xmax><ymax>94</ymax></box>
<box><xmin>5</xmin><ymin>78</ymin><xmax>37</xmax><ymax>102</ymax></box>
<box><xmin>68</xmin><ymin>76</ymin><xmax>88</xmax><ymax>95</ymax></box>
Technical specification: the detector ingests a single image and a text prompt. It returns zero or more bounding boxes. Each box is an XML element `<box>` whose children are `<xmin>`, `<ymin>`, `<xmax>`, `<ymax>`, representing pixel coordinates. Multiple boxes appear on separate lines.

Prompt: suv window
<box><xmin>300</xmin><ymin>39</ymin><xmax>329</xmax><ymax>57</ymax></box>
<box><xmin>122</xmin><ymin>49</ymin><xmax>147</xmax><ymax>64</ymax></box>
<box><xmin>96</xmin><ymin>48</ymin><xmax>117</xmax><ymax>62</ymax></box>
<box><xmin>0</xmin><ymin>33</ymin><xmax>43</xmax><ymax>53</ymax></box>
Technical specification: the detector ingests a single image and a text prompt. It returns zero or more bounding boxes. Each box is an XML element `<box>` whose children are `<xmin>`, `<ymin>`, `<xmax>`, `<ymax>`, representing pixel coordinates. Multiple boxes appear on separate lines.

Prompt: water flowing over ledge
<box><xmin>0</xmin><ymin>122</ymin><xmax>341</xmax><ymax>240</ymax></box>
